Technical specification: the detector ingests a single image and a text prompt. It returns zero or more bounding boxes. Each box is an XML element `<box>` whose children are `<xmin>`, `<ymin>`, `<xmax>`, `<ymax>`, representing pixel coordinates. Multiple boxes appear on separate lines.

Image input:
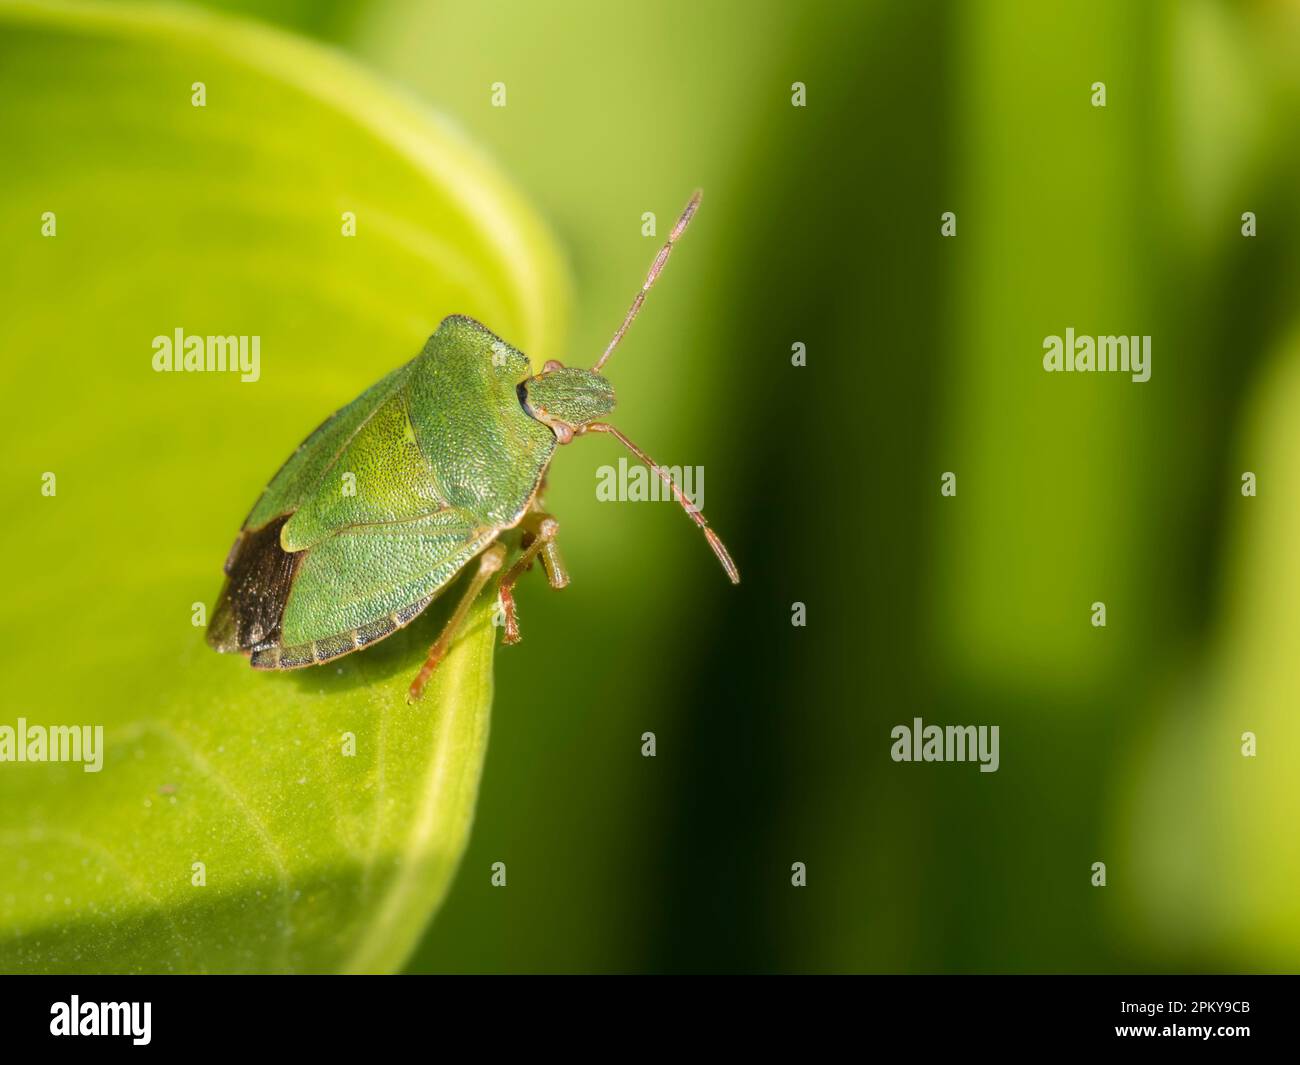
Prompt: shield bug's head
<box><xmin>519</xmin><ymin>189</ymin><xmax>740</xmax><ymax>584</ymax></box>
<box><xmin>518</xmin><ymin>363</ymin><xmax>615</xmax><ymax>443</ymax></box>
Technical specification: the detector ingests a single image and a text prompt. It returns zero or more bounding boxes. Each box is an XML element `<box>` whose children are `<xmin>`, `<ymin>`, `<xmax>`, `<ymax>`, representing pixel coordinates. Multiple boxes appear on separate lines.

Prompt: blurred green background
<box><xmin>5</xmin><ymin>0</ymin><xmax>1300</xmax><ymax>973</ymax></box>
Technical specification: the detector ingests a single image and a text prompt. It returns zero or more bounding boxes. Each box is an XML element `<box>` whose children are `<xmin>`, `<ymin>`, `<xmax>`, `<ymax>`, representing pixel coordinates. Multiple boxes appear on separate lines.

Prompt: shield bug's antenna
<box><xmin>592</xmin><ymin>190</ymin><xmax>702</xmax><ymax>373</ymax></box>
<box><xmin>585</xmin><ymin>421</ymin><xmax>740</xmax><ymax>584</ymax></box>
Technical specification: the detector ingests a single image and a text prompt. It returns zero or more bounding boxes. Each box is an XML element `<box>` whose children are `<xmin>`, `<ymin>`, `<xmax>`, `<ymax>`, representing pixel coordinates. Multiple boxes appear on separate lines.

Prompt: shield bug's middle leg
<box><xmin>498</xmin><ymin>515</ymin><xmax>562</xmax><ymax>645</ymax></box>
<box><xmin>407</xmin><ymin>542</ymin><xmax>508</xmax><ymax>703</ymax></box>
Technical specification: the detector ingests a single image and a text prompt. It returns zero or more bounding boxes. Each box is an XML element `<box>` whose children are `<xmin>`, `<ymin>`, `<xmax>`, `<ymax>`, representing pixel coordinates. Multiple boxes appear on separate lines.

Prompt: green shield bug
<box><xmin>208</xmin><ymin>191</ymin><xmax>738</xmax><ymax>702</ymax></box>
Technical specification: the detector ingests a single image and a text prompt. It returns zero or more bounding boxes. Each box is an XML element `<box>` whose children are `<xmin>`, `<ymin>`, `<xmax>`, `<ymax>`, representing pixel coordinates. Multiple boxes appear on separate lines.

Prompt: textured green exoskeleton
<box><xmin>208</xmin><ymin>191</ymin><xmax>738</xmax><ymax>701</ymax></box>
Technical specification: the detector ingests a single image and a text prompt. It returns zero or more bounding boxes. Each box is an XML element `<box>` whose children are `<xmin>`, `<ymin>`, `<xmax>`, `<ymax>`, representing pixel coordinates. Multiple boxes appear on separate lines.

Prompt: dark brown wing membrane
<box><xmin>207</xmin><ymin>514</ymin><xmax>302</xmax><ymax>653</ymax></box>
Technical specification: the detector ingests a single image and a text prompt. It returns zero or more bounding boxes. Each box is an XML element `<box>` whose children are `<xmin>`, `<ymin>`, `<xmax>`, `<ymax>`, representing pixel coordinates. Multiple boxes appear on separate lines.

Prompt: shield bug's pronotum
<box><xmin>208</xmin><ymin>190</ymin><xmax>738</xmax><ymax>702</ymax></box>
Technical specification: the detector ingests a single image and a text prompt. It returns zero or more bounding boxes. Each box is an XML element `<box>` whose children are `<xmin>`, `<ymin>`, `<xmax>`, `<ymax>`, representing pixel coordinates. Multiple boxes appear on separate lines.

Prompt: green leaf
<box><xmin>1117</xmin><ymin>328</ymin><xmax>1300</xmax><ymax>969</ymax></box>
<box><xmin>0</xmin><ymin>0</ymin><xmax>567</xmax><ymax>973</ymax></box>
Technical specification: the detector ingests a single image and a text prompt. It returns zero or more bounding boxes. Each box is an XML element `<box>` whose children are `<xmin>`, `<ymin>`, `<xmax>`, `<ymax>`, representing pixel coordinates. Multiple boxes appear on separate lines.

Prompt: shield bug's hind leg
<box><xmin>498</xmin><ymin>515</ymin><xmax>562</xmax><ymax>645</ymax></box>
<box><xmin>407</xmin><ymin>542</ymin><xmax>508</xmax><ymax>703</ymax></box>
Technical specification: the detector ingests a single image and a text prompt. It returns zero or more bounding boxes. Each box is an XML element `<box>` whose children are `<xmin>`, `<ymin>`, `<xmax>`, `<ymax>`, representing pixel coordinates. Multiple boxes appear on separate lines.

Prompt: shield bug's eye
<box><xmin>516</xmin><ymin>381</ymin><xmax>530</xmax><ymax>411</ymax></box>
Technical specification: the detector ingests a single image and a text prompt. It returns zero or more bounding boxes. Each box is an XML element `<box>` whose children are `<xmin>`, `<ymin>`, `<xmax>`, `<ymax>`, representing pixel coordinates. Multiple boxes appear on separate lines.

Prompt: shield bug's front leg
<box><xmin>407</xmin><ymin>542</ymin><xmax>508</xmax><ymax>703</ymax></box>
<box><xmin>529</xmin><ymin>521</ymin><xmax>569</xmax><ymax>592</ymax></box>
<box><xmin>520</xmin><ymin>488</ymin><xmax>568</xmax><ymax>591</ymax></box>
<box><xmin>498</xmin><ymin>515</ymin><xmax>562</xmax><ymax>645</ymax></box>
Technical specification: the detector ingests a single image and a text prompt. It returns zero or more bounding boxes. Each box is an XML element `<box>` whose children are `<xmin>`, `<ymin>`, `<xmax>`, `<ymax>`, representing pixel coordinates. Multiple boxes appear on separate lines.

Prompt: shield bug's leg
<box><xmin>521</xmin><ymin>504</ymin><xmax>570</xmax><ymax>591</ymax></box>
<box><xmin>498</xmin><ymin>516</ymin><xmax>561</xmax><ymax>645</ymax></box>
<box><xmin>585</xmin><ymin>422</ymin><xmax>740</xmax><ymax>584</ymax></box>
<box><xmin>537</xmin><ymin>536</ymin><xmax>569</xmax><ymax>590</ymax></box>
<box><xmin>407</xmin><ymin>542</ymin><xmax>508</xmax><ymax>703</ymax></box>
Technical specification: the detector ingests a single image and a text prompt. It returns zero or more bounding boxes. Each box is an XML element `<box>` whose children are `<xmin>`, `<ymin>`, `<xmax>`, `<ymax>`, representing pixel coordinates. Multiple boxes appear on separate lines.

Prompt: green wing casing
<box><xmin>208</xmin><ymin>315</ymin><xmax>558</xmax><ymax>668</ymax></box>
